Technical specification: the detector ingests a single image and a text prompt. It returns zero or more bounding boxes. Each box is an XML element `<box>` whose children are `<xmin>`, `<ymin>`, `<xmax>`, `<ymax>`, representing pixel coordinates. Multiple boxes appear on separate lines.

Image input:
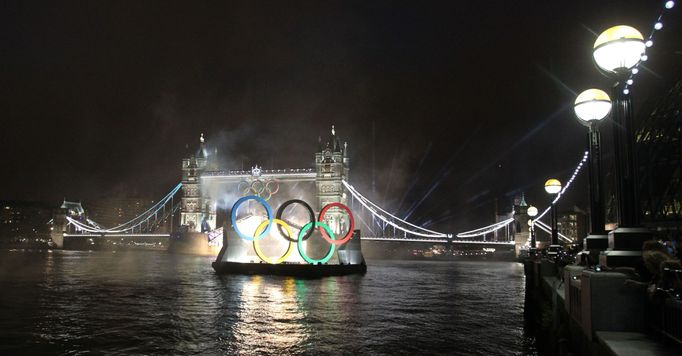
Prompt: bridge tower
<box><xmin>49</xmin><ymin>200</ymin><xmax>85</xmax><ymax>248</ymax></box>
<box><xmin>315</xmin><ymin>125</ymin><xmax>349</xmax><ymax>207</ymax></box>
<box><xmin>313</xmin><ymin>126</ymin><xmax>351</xmax><ymax>257</ymax></box>
<box><xmin>315</xmin><ymin>125</ymin><xmax>349</xmax><ymax>208</ymax></box>
<box><xmin>513</xmin><ymin>193</ymin><xmax>531</xmax><ymax>255</ymax></box>
<box><xmin>181</xmin><ymin>134</ymin><xmax>208</xmax><ymax>232</ymax></box>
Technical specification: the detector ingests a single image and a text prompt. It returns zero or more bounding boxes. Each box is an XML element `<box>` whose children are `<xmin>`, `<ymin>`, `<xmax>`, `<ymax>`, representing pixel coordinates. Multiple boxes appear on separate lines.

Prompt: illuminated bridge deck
<box><xmin>361</xmin><ymin>237</ymin><xmax>514</xmax><ymax>245</ymax></box>
<box><xmin>63</xmin><ymin>234</ymin><xmax>171</xmax><ymax>238</ymax></box>
<box><xmin>201</xmin><ymin>168</ymin><xmax>316</xmax><ymax>182</ymax></box>
<box><xmin>64</xmin><ymin>234</ymin><xmax>513</xmax><ymax>245</ymax></box>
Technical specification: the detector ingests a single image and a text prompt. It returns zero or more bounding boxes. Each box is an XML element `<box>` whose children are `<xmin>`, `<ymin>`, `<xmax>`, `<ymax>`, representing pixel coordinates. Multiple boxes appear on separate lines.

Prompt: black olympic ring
<box><xmin>275</xmin><ymin>199</ymin><xmax>315</xmax><ymax>242</ymax></box>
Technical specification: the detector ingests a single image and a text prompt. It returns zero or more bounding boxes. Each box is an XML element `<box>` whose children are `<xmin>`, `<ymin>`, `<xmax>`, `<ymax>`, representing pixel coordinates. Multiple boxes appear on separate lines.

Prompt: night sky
<box><xmin>2</xmin><ymin>1</ymin><xmax>681</xmax><ymax>231</ymax></box>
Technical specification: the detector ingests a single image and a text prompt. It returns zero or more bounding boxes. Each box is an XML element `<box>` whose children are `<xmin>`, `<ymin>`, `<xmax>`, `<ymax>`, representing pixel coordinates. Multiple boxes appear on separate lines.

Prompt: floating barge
<box><xmin>211</xmin><ymin>225</ymin><xmax>367</xmax><ymax>278</ymax></box>
<box><xmin>212</xmin><ymin>227</ymin><xmax>367</xmax><ymax>277</ymax></box>
<box><xmin>211</xmin><ymin>261</ymin><xmax>367</xmax><ymax>277</ymax></box>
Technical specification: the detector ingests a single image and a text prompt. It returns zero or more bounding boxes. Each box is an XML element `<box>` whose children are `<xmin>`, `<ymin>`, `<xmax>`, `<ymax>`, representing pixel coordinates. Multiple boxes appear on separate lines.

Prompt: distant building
<box><xmin>636</xmin><ymin>74</ymin><xmax>682</xmax><ymax>231</ymax></box>
<box><xmin>0</xmin><ymin>201</ymin><xmax>53</xmax><ymax>239</ymax></box>
<box><xmin>557</xmin><ymin>207</ymin><xmax>588</xmax><ymax>243</ymax></box>
<box><xmin>87</xmin><ymin>198</ymin><xmax>156</xmax><ymax>228</ymax></box>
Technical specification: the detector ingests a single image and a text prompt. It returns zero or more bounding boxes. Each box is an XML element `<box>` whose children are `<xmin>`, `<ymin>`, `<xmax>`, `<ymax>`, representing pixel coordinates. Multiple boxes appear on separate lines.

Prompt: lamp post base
<box><xmin>599</xmin><ymin>250</ymin><xmax>643</xmax><ymax>268</ymax></box>
<box><xmin>577</xmin><ymin>234</ymin><xmax>608</xmax><ymax>265</ymax></box>
<box><xmin>607</xmin><ymin>227</ymin><xmax>651</xmax><ymax>250</ymax></box>
<box><xmin>599</xmin><ymin>227</ymin><xmax>651</xmax><ymax>268</ymax></box>
<box><xmin>584</xmin><ymin>234</ymin><xmax>609</xmax><ymax>250</ymax></box>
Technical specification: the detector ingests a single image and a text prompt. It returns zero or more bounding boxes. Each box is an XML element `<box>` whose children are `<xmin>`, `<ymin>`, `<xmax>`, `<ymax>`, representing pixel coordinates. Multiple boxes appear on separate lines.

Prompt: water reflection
<box><xmin>221</xmin><ymin>276</ymin><xmax>306</xmax><ymax>353</ymax></box>
<box><xmin>1</xmin><ymin>251</ymin><xmax>536</xmax><ymax>355</ymax></box>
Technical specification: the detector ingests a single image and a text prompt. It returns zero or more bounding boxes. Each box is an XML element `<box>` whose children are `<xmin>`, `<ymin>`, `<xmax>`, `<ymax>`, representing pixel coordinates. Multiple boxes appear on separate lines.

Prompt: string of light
<box><xmin>535</xmin><ymin>151</ymin><xmax>589</xmax><ymax>222</ymax></box>
<box><xmin>622</xmin><ymin>0</ymin><xmax>676</xmax><ymax>95</ymax></box>
<box><xmin>456</xmin><ymin>151</ymin><xmax>588</xmax><ymax>239</ymax></box>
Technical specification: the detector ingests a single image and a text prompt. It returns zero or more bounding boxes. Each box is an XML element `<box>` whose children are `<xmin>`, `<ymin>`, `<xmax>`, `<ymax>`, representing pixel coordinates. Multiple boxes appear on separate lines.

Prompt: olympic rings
<box><xmin>250</xmin><ymin>180</ymin><xmax>265</xmax><ymax>195</ymax></box>
<box><xmin>252</xmin><ymin>219</ymin><xmax>295</xmax><ymax>264</ymax></box>
<box><xmin>265</xmin><ymin>180</ymin><xmax>280</xmax><ymax>195</ymax></box>
<box><xmin>231</xmin><ymin>195</ymin><xmax>273</xmax><ymax>241</ymax></box>
<box><xmin>297</xmin><ymin>221</ymin><xmax>336</xmax><ymax>264</ymax></box>
<box><xmin>230</xmin><ymin>197</ymin><xmax>354</xmax><ymax>264</ymax></box>
<box><xmin>318</xmin><ymin>202</ymin><xmax>355</xmax><ymax>245</ymax></box>
<box><xmin>276</xmin><ymin>199</ymin><xmax>315</xmax><ymax>242</ymax></box>
<box><xmin>236</xmin><ymin>179</ymin><xmax>280</xmax><ymax>201</ymax></box>
<box><xmin>237</xmin><ymin>181</ymin><xmax>251</xmax><ymax>195</ymax></box>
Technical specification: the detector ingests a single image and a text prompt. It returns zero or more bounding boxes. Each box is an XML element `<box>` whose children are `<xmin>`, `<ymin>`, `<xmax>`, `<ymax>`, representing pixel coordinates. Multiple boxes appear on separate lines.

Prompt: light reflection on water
<box><xmin>232</xmin><ymin>276</ymin><xmax>307</xmax><ymax>352</ymax></box>
<box><xmin>0</xmin><ymin>250</ymin><xmax>536</xmax><ymax>355</ymax></box>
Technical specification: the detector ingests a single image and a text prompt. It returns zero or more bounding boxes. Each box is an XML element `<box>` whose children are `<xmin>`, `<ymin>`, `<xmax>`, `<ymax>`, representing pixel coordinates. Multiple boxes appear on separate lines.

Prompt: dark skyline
<box><xmin>2</xmin><ymin>1</ymin><xmax>681</xmax><ymax>230</ymax></box>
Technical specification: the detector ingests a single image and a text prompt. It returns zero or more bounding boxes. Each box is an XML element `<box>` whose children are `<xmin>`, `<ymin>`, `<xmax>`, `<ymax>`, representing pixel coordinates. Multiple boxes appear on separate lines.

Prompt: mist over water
<box><xmin>0</xmin><ymin>250</ymin><xmax>536</xmax><ymax>355</ymax></box>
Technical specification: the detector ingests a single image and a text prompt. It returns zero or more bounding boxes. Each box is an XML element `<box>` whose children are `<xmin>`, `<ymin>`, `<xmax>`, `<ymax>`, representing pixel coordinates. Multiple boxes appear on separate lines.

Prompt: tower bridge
<box><xmin>51</xmin><ymin>126</ymin><xmax>584</xmax><ymax>256</ymax></box>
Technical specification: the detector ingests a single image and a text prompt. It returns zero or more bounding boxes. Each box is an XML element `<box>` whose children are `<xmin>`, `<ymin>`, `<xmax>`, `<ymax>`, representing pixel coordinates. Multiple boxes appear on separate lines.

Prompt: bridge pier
<box><xmin>168</xmin><ymin>231</ymin><xmax>220</xmax><ymax>255</ymax></box>
<box><xmin>50</xmin><ymin>231</ymin><xmax>64</xmax><ymax>249</ymax></box>
<box><xmin>337</xmin><ymin>230</ymin><xmax>365</xmax><ymax>265</ymax></box>
<box><xmin>49</xmin><ymin>203</ymin><xmax>70</xmax><ymax>249</ymax></box>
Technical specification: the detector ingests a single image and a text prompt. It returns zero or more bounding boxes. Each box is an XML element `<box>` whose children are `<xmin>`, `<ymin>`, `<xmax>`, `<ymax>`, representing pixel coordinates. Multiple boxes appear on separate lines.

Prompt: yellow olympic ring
<box><xmin>252</xmin><ymin>219</ymin><xmax>295</xmax><ymax>264</ymax></box>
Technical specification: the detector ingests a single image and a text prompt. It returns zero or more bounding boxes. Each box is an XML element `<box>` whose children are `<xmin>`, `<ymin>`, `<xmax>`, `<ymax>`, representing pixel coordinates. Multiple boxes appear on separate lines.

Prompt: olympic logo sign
<box><xmin>237</xmin><ymin>179</ymin><xmax>279</xmax><ymax>201</ymax></box>
<box><xmin>230</xmin><ymin>195</ymin><xmax>355</xmax><ymax>265</ymax></box>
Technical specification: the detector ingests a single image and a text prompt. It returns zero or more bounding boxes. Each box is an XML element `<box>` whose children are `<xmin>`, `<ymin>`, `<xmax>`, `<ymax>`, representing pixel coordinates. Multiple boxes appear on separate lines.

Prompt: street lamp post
<box><xmin>527</xmin><ymin>205</ymin><xmax>538</xmax><ymax>248</ymax></box>
<box><xmin>592</xmin><ymin>25</ymin><xmax>652</xmax><ymax>265</ymax></box>
<box><xmin>544</xmin><ymin>179</ymin><xmax>562</xmax><ymax>245</ymax></box>
<box><xmin>574</xmin><ymin>89</ymin><xmax>611</xmax><ymax>248</ymax></box>
<box><xmin>593</xmin><ymin>25</ymin><xmax>645</xmax><ymax>227</ymax></box>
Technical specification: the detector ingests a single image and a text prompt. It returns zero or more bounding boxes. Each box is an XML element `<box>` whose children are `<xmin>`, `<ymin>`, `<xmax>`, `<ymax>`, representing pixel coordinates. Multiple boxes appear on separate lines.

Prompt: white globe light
<box><xmin>574</xmin><ymin>88</ymin><xmax>612</xmax><ymax>125</ymax></box>
<box><xmin>545</xmin><ymin>179</ymin><xmax>562</xmax><ymax>195</ymax></box>
<box><xmin>654</xmin><ymin>22</ymin><xmax>663</xmax><ymax>30</ymax></box>
<box><xmin>666</xmin><ymin>1</ymin><xmax>675</xmax><ymax>10</ymax></box>
<box><xmin>527</xmin><ymin>206</ymin><xmax>538</xmax><ymax>217</ymax></box>
<box><xmin>593</xmin><ymin>25</ymin><xmax>646</xmax><ymax>75</ymax></box>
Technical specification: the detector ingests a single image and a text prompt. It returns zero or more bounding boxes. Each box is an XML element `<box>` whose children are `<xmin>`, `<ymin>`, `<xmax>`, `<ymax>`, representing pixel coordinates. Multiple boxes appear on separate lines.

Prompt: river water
<box><xmin>0</xmin><ymin>250</ymin><xmax>536</xmax><ymax>355</ymax></box>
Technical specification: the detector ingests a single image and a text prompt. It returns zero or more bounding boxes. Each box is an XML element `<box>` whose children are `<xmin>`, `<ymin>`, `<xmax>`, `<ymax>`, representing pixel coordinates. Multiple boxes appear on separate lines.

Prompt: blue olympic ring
<box><xmin>231</xmin><ymin>195</ymin><xmax>274</xmax><ymax>241</ymax></box>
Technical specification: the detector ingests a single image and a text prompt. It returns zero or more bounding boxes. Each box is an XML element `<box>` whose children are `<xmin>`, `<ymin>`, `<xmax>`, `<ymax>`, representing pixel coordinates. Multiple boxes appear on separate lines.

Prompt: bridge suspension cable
<box><xmin>67</xmin><ymin>183</ymin><xmax>183</xmax><ymax>234</ymax></box>
<box><xmin>533</xmin><ymin>220</ymin><xmax>572</xmax><ymax>243</ymax></box>
<box><xmin>455</xmin><ymin>218</ymin><xmax>515</xmax><ymax>238</ymax></box>
<box><xmin>342</xmin><ymin>180</ymin><xmax>452</xmax><ymax>239</ymax></box>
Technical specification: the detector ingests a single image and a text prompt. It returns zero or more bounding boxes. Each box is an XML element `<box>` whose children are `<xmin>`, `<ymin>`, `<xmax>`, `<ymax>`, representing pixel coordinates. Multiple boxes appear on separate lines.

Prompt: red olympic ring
<box><xmin>318</xmin><ymin>202</ymin><xmax>355</xmax><ymax>245</ymax></box>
